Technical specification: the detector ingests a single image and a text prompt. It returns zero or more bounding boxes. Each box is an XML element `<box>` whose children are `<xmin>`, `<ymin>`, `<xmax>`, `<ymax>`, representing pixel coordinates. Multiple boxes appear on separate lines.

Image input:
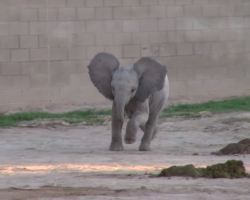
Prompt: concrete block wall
<box><xmin>0</xmin><ymin>0</ymin><xmax>250</xmax><ymax>110</ymax></box>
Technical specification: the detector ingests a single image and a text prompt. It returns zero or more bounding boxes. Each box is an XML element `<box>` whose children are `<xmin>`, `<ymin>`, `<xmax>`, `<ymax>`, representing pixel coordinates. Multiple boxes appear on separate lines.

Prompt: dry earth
<box><xmin>1</xmin><ymin>111</ymin><xmax>250</xmax><ymax>200</ymax></box>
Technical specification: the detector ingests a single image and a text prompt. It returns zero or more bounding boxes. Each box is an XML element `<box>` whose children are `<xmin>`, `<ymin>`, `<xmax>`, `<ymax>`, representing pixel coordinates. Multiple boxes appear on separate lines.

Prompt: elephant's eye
<box><xmin>131</xmin><ymin>88</ymin><xmax>136</xmax><ymax>93</ymax></box>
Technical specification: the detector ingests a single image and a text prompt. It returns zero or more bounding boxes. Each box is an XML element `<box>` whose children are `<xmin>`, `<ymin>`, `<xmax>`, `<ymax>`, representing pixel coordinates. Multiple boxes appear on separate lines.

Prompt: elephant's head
<box><xmin>87</xmin><ymin>52</ymin><xmax>167</xmax><ymax>121</ymax></box>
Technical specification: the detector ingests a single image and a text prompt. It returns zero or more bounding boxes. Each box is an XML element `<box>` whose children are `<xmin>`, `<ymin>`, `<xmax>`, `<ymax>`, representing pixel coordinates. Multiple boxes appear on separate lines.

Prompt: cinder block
<box><xmin>66</xmin><ymin>0</ymin><xmax>85</xmax><ymax>7</ymax></box>
<box><xmin>11</xmin><ymin>75</ymin><xmax>30</xmax><ymax>89</ymax></box>
<box><xmin>105</xmin><ymin>46</ymin><xmax>123</xmax><ymax>58</ymax></box>
<box><xmin>48</xmin><ymin>0</ymin><xmax>67</xmax><ymax>7</ymax></box>
<box><xmin>210</xmin><ymin>17</ymin><xmax>228</xmax><ymax>29</ymax></box>
<box><xmin>141</xmin><ymin>44</ymin><xmax>159</xmax><ymax>57</ymax></box>
<box><xmin>194</xmin><ymin>43</ymin><xmax>210</xmax><ymax>54</ymax></box>
<box><xmin>183</xmin><ymin>55</ymin><xmax>203</xmax><ymax>68</ymax></box>
<box><xmin>96</xmin><ymin>33</ymin><xmax>114</xmax><ymax>45</ymax></box>
<box><xmin>21</xmin><ymin>62</ymin><xmax>40</xmax><ymax>75</ymax></box>
<box><xmin>67</xmin><ymin>21</ymin><xmax>85</xmax><ymax>34</ymax></box>
<box><xmin>201</xmin><ymin>30</ymin><xmax>219</xmax><ymax>42</ymax></box>
<box><xmin>0</xmin><ymin>8</ymin><xmax>19</xmax><ymax>22</ymax></box>
<box><xmin>2</xmin><ymin>62</ymin><xmax>21</xmax><ymax>75</ymax></box>
<box><xmin>50</xmin><ymin>48</ymin><xmax>67</xmax><ymax>61</ymax></box>
<box><xmin>245</xmin><ymin>17</ymin><xmax>250</xmax><ymax>28</ymax></box>
<box><xmin>158</xmin><ymin>19</ymin><xmax>175</xmax><ymax>31</ymax></box>
<box><xmin>176</xmin><ymin>18</ymin><xmax>192</xmax><ymax>30</ymax></box>
<box><xmin>31</xmin><ymin>75</ymin><xmax>49</xmax><ymax>88</ymax></box>
<box><xmin>202</xmin><ymin>5</ymin><xmax>220</xmax><ymax>17</ymax></box>
<box><xmin>228</xmin><ymin>66</ymin><xmax>246</xmax><ymax>79</ymax></box>
<box><xmin>58</xmin><ymin>8</ymin><xmax>76</xmax><ymax>21</ymax></box>
<box><xmin>193</xmin><ymin>18</ymin><xmax>210</xmax><ymax>30</ymax></box>
<box><xmin>123</xmin><ymin>45</ymin><xmax>141</xmax><ymax>58</ymax></box>
<box><xmin>50</xmin><ymin>73</ymin><xmax>70</xmax><ymax>87</ymax></box>
<box><xmin>1</xmin><ymin>89</ymin><xmax>22</xmax><ymax>103</ymax></box>
<box><xmin>20</xmin><ymin>35</ymin><xmax>38</xmax><ymax>48</ymax></box>
<box><xmin>219</xmin><ymin>5</ymin><xmax>235</xmax><ymax>17</ymax></box>
<box><xmin>149</xmin><ymin>32</ymin><xmax>168</xmax><ymax>44</ymax></box>
<box><xmin>87</xmin><ymin>46</ymin><xmax>105</xmax><ymax>59</ymax></box>
<box><xmin>149</xmin><ymin>6</ymin><xmax>167</xmax><ymax>18</ymax></box>
<box><xmin>195</xmin><ymin>67</ymin><xmax>212</xmax><ymax>80</ymax></box>
<box><xmin>70</xmin><ymin>73</ymin><xmax>89</xmax><ymax>86</ymax></box>
<box><xmin>177</xmin><ymin>43</ymin><xmax>193</xmax><ymax>55</ymax></box>
<box><xmin>186</xmin><ymin>80</ymin><xmax>205</xmax><ymax>94</ymax></box>
<box><xmin>184</xmin><ymin>31</ymin><xmax>201</xmax><ymax>42</ymax></box>
<box><xmin>193</xmin><ymin>0</ymin><xmax>209</xmax><ymax>4</ymax></box>
<box><xmin>219</xmin><ymin>29</ymin><xmax>236</xmax><ymax>41</ymax></box>
<box><xmin>176</xmin><ymin>0</ymin><xmax>192</xmax><ymax>5</ymax></box>
<box><xmin>95</xmin><ymin>7</ymin><xmax>113</xmax><ymax>20</ymax></box>
<box><xmin>49</xmin><ymin>87</ymin><xmax>61</xmax><ymax>101</ymax></box>
<box><xmin>0</xmin><ymin>76</ymin><xmax>12</xmax><ymax>89</ymax></box>
<box><xmin>184</xmin><ymin>5</ymin><xmax>202</xmax><ymax>18</ymax></box>
<box><xmin>236</xmin><ymin>5</ymin><xmax>250</xmax><ymax>16</ymax></box>
<box><xmin>11</xmin><ymin>49</ymin><xmax>30</xmax><ymax>62</ymax></box>
<box><xmin>211</xmin><ymin>42</ymin><xmax>227</xmax><ymax>55</ymax></box>
<box><xmin>159</xmin><ymin>44</ymin><xmax>176</xmax><ymax>56</ymax></box>
<box><xmin>30</xmin><ymin>48</ymin><xmax>48</xmax><ymax>61</ymax></box>
<box><xmin>229</xmin><ymin>17</ymin><xmax>244</xmax><ymax>28</ymax></box>
<box><xmin>122</xmin><ymin>0</ymin><xmax>140</xmax><ymax>6</ymax></box>
<box><xmin>132</xmin><ymin>32</ymin><xmax>149</xmax><ymax>45</ymax></box>
<box><xmin>86</xmin><ymin>0</ymin><xmax>104</xmax><ymax>7</ymax></box>
<box><xmin>168</xmin><ymin>31</ymin><xmax>185</xmax><ymax>43</ymax></box>
<box><xmin>114</xmin><ymin>33</ymin><xmax>131</xmax><ymax>45</ymax></box>
<box><xmin>77</xmin><ymin>34</ymin><xmax>95</xmax><ymax>46</ymax></box>
<box><xmin>167</xmin><ymin>6</ymin><xmax>184</xmax><ymax>18</ymax></box>
<box><xmin>30</xmin><ymin>22</ymin><xmax>48</xmax><ymax>34</ymax></box>
<box><xmin>104</xmin><ymin>0</ymin><xmax>122</xmax><ymax>6</ymax></box>
<box><xmin>123</xmin><ymin>20</ymin><xmax>140</xmax><ymax>32</ymax></box>
<box><xmin>39</xmin><ymin>35</ymin><xmax>56</xmax><ymax>48</ymax></box>
<box><xmin>226</xmin><ymin>41</ymin><xmax>245</xmax><ymax>53</ymax></box>
<box><xmin>140</xmin><ymin>19</ymin><xmax>158</xmax><ymax>31</ymax></box>
<box><xmin>48</xmin><ymin>22</ymin><xmax>68</xmax><ymax>35</ymax></box>
<box><xmin>131</xmin><ymin>6</ymin><xmax>149</xmax><ymax>19</ymax></box>
<box><xmin>140</xmin><ymin>0</ymin><xmax>157</xmax><ymax>5</ymax></box>
<box><xmin>20</xmin><ymin>8</ymin><xmax>38</xmax><ymax>21</ymax></box>
<box><xmin>176</xmin><ymin>67</ymin><xmax>196</xmax><ymax>81</ymax></box>
<box><xmin>8</xmin><ymin>0</ymin><xmax>28</xmax><ymax>7</ymax></box>
<box><xmin>85</xmin><ymin>20</ymin><xmax>104</xmax><ymax>33</ymax></box>
<box><xmin>68</xmin><ymin>47</ymin><xmax>86</xmax><ymax>60</ymax></box>
<box><xmin>0</xmin><ymin>36</ymin><xmax>19</xmax><ymax>49</ymax></box>
<box><xmin>114</xmin><ymin>7</ymin><xmax>131</xmax><ymax>19</ymax></box>
<box><xmin>10</xmin><ymin>22</ymin><xmax>29</xmax><ymax>35</ymax></box>
<box><xmin>0</xmin><ymin>50</ymin><xmax>10</xmax><ymax>62</ymax></box>
<box><xmin>28</xmin><ymin>0</ymin><xmax>46</xmax><ymax>7</ymax></box>
<box><xmin>105</xmin><ymin>20</ymin><xmax>123</xmax><ymax>32</ymax></box>
<box><xmin>39</xmin><ymin>8</ymin><xmax>58</xmax><ymax>21</ymax></box>
<box><xmin>50</xmin><ymin>61</ymin><xmax>78</xmax><ymax>74</ymax></box>
<box><xmin>158</xmin><ymin>0</ymin><xmax>175</xmax><ymax>5</ymax></box>
<box><xmin>0</xmin><ymin>22</ymin><xmax>10</xmax><ymax>35</ymax></box>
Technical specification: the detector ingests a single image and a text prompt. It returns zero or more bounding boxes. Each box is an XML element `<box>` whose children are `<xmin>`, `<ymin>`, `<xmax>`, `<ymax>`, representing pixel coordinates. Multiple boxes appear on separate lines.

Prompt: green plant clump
<box><xmin>158</xmin><ymin>160</ymin><xmax>250</xmax><ymax>179</ymax></box>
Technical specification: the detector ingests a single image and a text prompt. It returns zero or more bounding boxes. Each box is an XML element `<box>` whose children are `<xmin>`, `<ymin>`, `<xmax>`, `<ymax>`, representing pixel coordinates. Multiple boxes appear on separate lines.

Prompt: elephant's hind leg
<box><xmin>140</xmin><ymin>125</ymin><xmax>158</xmax><ymax>141</ymax></box>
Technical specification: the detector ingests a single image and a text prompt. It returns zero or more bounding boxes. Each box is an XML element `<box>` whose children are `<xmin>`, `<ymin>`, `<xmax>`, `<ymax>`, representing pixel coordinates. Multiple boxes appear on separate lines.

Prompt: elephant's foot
<box><xmin>139</xmin><ymin>143</ymin><xmax>151</xmax><ymax>151</ymax></box>
<box><xmin>109</xmin><ymin>141</ymin><xmax>124</xmax><ymax>151</ymax></box>
<box><xmin>124</xmin><ymin>135</ymin><xmax>136</xmax><ymax>144</ymax></box>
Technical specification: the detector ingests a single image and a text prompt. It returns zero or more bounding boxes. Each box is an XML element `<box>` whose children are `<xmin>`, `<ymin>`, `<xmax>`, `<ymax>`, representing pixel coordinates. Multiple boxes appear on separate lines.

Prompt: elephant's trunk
<box><xmin>115</xmin><ymin>96</ymin><xmax>126</xmax><ymax>121</ymax></box>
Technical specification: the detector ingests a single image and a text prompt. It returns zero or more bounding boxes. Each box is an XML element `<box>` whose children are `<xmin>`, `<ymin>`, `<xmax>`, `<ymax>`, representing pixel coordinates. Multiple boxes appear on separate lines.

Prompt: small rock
<box><xmin>199</xmin><ymin>111</ymin><xmax>212</xmax><ymax>117</ymax></box>
<box><xmin>61</xmin><ymin>121</ymin><xmax>70</xmax><ymax>126</ymax></box>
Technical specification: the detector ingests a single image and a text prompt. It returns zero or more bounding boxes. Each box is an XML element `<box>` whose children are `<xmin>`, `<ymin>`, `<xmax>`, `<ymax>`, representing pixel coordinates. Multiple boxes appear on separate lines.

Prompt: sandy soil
<box><xmin>0</xmin><ymin>112</ymin><xmax>250</xmax><ymax>200</ymax></box>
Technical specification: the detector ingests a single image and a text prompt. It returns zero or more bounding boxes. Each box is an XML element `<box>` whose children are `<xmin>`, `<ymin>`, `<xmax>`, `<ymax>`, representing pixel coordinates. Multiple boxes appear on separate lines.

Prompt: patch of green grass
<box><xmin>161</xmin><ymin>96</ymin><xmax>250</xmax><ymax>118</ymax></box>
<box><xmin>0</xmin><ymin>96</ymin><xmax>250</xmax><ymax>127</ymax></box>
<box><xmin>0</xmin><ymin>109</ymin><xmax>111</xmax><ymax>127</ymax></box>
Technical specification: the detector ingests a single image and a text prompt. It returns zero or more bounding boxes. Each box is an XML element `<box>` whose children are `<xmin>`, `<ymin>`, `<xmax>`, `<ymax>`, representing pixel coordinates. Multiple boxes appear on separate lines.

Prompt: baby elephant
<box><xmin>87</xmin><ymin>52</ymin><xmax>169</xmax><ymax>151</ymax></box>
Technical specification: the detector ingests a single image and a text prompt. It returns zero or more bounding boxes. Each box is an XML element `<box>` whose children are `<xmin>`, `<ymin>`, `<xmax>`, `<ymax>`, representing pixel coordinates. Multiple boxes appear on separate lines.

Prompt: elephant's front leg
<box><xmin>109</xmin><ymin>103</ymin><xmax>124</xmax><ymax>151</ymax></box>
<box><xmin>139</xmin><ymin>122</ymin><xmax>156</xmax><ymax>151</ymax></box>
<box><xmin>125</xmin><ymin>114</ymin><xmax>148</xmax><ymax>144</ymax></box>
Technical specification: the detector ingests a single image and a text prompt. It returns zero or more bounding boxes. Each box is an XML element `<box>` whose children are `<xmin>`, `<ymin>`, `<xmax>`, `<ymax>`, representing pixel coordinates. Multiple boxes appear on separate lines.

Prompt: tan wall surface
<box><xmin>0</xmin><ymin>0</ymin><xmax>250</xmax><ymax>110</ymax></box>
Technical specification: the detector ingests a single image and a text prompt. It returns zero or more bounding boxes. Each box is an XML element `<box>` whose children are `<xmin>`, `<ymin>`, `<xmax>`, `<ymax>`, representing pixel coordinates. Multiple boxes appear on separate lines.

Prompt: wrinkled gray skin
<box><xmin>87</xmin><ymin>52</ymin><xmax>169</xmax><ymax>151</ymax></box>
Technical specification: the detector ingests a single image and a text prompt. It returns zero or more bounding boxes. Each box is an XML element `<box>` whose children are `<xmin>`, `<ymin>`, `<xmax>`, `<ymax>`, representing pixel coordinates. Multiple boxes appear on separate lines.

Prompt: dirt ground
<box><xmin>0</xmin><ymin>111</ymin><xmax>250</xmax><ymax>200</ymax></box>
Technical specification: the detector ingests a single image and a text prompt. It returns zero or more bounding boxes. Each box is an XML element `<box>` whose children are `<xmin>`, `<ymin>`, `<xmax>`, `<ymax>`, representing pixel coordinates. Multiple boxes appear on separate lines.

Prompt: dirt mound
<box><xmin>212</xmin><ymin>138</ymin><xmax>250</xmax><ymax>155</ymax></box>
<box><xmin>157</xmin><ymin>160</ymin><xmax>249</xmax><ymax>179</ymax></box>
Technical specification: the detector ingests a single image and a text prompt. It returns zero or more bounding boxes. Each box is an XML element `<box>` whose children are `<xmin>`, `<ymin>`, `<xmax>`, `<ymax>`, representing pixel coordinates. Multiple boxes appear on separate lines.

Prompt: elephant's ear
<box><xmin>87</xmin><ymin>52</ymin><xmax>120</xmax><ymax>100</ymax></box>
<box><xmin>133</xmin><ymin>57</ymin><xmax>167</xmax><ymax>102</ymax></box>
